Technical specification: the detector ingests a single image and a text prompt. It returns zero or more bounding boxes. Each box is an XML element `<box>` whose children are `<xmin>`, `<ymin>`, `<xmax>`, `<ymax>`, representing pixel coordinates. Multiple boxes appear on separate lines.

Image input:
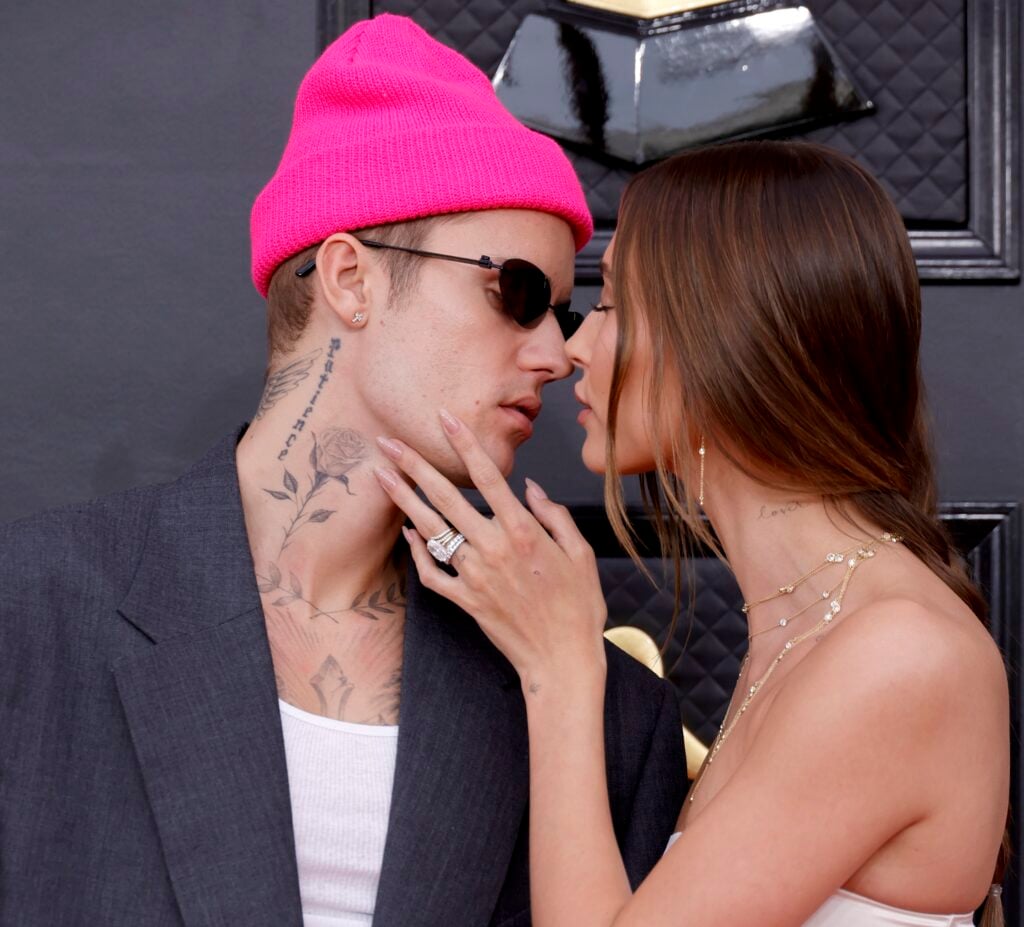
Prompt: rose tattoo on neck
<box><xmin>263</xmin><ymin>427</ymin><xmax>368</xmax><ymax>554</ymax></box>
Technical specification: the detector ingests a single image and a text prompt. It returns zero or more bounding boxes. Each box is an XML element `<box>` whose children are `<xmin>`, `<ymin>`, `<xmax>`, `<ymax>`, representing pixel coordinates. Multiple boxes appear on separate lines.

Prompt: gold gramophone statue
<box><xmin>493</xmin><ymin>0</ymin><xmax>871</xmax><ymax>164</ymax></box>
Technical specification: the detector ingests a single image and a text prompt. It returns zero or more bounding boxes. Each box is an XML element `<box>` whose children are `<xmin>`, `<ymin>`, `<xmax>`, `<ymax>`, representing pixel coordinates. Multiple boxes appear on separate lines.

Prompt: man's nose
<box><xmin>521</xmin><ymin>312</ymin><xmax>574</xmax><ymax>381</ymax></box>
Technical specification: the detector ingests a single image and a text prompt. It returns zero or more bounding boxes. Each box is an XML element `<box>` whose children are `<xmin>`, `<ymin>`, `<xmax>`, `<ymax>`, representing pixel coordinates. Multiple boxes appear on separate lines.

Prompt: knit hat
<box><xmin>250</xmin><ymin>14</ymin><xmax>593</xmax><ymax>297</ymax></box>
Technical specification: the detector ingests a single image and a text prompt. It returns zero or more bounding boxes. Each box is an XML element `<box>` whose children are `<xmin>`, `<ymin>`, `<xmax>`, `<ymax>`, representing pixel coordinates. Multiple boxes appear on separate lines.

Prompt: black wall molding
<box><xmin>903</xmin><ymin>0</ymin><xmax>1019</xmax><ymax>281</ymax></box>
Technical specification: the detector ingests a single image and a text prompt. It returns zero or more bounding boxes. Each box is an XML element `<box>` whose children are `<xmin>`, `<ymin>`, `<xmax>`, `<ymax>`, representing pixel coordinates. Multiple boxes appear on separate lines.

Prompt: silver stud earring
<box><xmin>352</xmin><ymin>311</ymin><xmax>365</xmax><ymax>324</ymax></box>
<box><xmin>698</xmin><ymin>436</ymin><xmax>706</xmax><ymax>507</ymax></box>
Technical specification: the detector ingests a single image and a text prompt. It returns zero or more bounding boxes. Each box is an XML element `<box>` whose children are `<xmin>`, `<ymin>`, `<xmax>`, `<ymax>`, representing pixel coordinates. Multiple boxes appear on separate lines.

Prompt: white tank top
<box><xmin>279</xmin><ymin>699</ymin><xmax>399</xmax><ymax>927</ymax></box>
<box><xmin>803</xmin><ymin>889</ymin><xmax>974</xmax><ymax>926</ymax></box>
<box><xmin>664</xmin><ymin>834</ymin><xmax>974</xmax><ymax>925</ymax></box>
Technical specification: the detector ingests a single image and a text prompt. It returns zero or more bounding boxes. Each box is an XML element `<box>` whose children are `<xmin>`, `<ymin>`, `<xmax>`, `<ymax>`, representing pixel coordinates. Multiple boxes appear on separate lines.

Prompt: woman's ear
<box><xmin>314</xmin><ymin>233</ymin><xmax>375</xmax><ymax>329</ymax></box>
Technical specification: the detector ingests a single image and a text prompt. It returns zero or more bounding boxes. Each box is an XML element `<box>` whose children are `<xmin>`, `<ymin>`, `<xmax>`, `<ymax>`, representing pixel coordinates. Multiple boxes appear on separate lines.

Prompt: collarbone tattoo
<box><xmin>255</xmin><ymin>566</ymin><xmax>407</xmax><ymax>624</ymax></box>
<box><xmin>308</xmin><ymin>656</ymin><xmax>402</xmax><ymax>724</ymax></box>
<box><xmin>310</xmin><ymin>655</ymin><xmax>355</xmax><ymax>719</ymax></box>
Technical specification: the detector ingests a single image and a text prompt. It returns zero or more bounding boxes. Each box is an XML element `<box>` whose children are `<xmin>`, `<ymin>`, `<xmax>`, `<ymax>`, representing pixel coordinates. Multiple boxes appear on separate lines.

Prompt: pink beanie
<box><xmin>250</xmin><ymin>14</ymin><xmax>593</xmax><ymax>297</ymax></box>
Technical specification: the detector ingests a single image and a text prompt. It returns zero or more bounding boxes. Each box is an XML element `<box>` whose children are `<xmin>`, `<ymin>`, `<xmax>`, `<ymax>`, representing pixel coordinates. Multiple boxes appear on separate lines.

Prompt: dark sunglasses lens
<box><xmin>556</xmin><ymin>308</ymin><xmax>584</xmax><ymax>339</ymax></box>
<box><xmin>498</xmin><ymin>259</ymin><xmax>550</xmax><ymax>327</ymax></box>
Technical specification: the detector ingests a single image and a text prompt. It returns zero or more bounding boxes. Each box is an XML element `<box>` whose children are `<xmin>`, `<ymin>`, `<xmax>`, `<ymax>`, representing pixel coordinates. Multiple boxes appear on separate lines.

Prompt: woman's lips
<box><xmin>574</xmin><ymin>388</ymin><xmax>592</xmax><ymax>425</ymax></box>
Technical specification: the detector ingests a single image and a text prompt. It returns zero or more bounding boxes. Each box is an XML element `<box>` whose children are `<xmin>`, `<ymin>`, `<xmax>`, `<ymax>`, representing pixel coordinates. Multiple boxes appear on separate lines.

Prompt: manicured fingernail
<box><xmin>376</xmin><ymin>436</ymin><xmax>403</xmax><ymax>459</ymax></box>
<box><xmin>525</xmin><ymin>478</ymin><xmax>547</xmax><ymax>500</ymax></box>
<box><xmin>401</xmin><ymin>526</ymin><xmax>413</xmax><ymax>543</ymax></box>
<box><xmin>439</xmin><ymin>409</ymin><xmax>461</xmax><ymax>434</ymax></box>
<box><xmin>374</xmin><ymin>467</ymin><xmax>397</xmax><ymax>489</ymax></box>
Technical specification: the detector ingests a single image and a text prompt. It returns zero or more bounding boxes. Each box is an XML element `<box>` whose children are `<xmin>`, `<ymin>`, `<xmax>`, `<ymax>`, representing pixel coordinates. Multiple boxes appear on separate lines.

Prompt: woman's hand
<box><xmin>373</xmin><ymin>409</ymin><xmax>608</xmax><ymax>692</ymax></box>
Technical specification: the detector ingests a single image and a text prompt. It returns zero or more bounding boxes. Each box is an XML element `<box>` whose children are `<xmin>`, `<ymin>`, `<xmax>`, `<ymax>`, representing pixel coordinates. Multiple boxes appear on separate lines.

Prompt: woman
<box><xmin>372</xmin><ymin>141</ymin><xmax>1009</xmax><ymax>926</ymax></box>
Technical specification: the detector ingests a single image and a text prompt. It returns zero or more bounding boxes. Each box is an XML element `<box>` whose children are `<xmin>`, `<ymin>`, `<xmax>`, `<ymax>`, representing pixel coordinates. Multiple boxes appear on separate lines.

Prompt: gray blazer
<box><xmin>0</xmin><ymin>427</ymin><xmax>687</xmax><ymax>927</ymax></box>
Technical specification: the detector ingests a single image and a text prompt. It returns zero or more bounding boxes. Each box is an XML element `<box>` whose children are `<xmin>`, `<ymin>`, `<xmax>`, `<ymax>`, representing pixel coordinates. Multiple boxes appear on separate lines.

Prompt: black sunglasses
<box><xmin>295</xmin><ymin>239</ymin><xmax>583</xmax><ymax>339</ymax></box>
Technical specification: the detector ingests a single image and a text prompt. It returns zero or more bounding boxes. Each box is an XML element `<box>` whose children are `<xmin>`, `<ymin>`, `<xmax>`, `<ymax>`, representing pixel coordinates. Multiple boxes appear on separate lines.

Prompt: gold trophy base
<box><xmin>567</xmin><ymin>0</ymin><xmax>724</xmax><ymax>18</ymax></box>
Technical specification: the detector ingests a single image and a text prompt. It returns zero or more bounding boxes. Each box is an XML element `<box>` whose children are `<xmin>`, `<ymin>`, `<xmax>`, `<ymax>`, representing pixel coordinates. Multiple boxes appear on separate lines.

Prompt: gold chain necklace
<box><xmin>687</xmin><ymin>533</ymin><xmax>902</xmax><ymax>804</ymax></box>
<box><xmin>741</xmin><ymin>533</ymin><xmax>900</xmax><ymax>614</ymax></box>
<box><xmin>747</xmin><ymin>579</ymin><xmax>841</xmax><ymax>639</ymax></box>
<box><xmin>746</xmin><ymin>532</ymin><xmax>898</xmax><ymax>640</ymax></box>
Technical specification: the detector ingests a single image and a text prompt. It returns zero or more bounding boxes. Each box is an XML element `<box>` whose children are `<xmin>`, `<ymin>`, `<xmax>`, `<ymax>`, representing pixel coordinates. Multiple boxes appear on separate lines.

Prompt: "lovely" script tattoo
<box><xmin>757</xmin><ymin>501</ymin><xmax>806</xmax><ymax>520</ymax></box>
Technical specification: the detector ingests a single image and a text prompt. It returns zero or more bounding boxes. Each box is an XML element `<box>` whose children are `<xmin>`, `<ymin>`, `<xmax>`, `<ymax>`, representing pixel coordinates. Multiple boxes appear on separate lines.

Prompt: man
<box><xmin>1</xmin><ymin>15</ymin><xmax>686</xmax><ymax>927</ymax></box>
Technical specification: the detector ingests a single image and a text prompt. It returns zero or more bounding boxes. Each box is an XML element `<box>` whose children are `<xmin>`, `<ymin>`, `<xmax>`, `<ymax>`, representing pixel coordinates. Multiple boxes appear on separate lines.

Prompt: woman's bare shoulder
<box><xmin>778</xmin><ymin>594</ymin><xmax>1008</xmax><ymax>751</ymax></box>
<box><xmin>824</xmin><ymin>594</ymin><xmax>1003</xmax><ymax>686</ymax></box>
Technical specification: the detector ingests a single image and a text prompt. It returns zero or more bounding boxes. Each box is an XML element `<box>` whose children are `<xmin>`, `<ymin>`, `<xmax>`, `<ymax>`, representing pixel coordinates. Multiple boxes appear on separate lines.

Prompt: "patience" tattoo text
<box><xmin>278</xmin><ymin>338</ymin><xmax>341</xmax><ymax>460</ymax></box>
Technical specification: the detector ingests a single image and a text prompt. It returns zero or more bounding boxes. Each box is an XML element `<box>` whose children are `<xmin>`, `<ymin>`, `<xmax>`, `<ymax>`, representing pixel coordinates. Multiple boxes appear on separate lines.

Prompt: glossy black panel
<box><xmin>494</xmin><ymin>4</ymin><xmax>870</xmax><ymax>164</ymax></box>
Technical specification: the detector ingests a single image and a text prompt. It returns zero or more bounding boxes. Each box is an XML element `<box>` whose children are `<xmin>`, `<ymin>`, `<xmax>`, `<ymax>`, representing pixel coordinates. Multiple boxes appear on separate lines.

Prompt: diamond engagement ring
<box><xmin>426</xmin><ymin>528</ymin><xmax>467</xmax><ymax>565</ymax></box>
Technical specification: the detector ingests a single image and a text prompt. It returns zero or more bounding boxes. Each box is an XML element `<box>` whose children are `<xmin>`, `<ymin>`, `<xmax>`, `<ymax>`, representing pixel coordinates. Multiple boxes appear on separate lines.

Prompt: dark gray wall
<box><xmin>1</xmin><ymin>1</ymin><xmax>312</xmax><ymax>519</ymax></box>
<box><xmin>1</xmin><ymin>1</ymin><xmax>1021</xmax><ymax>523</ymax></box>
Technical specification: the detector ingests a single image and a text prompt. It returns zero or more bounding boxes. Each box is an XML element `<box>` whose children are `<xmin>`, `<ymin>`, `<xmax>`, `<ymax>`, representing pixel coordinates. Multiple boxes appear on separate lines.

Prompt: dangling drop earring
<box><xmin>698</xmin><ymin>436</ymin><xmax>706</xmax><ymax>507</ymax></box>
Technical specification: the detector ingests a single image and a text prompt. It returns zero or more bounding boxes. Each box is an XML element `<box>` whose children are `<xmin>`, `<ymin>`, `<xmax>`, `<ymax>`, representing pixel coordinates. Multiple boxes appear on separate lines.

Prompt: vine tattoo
<box><xmin>255</xmin><ymin>564</ymin><xmax>406</xmax><ymax>623</ymax></box>
<box><xmin>256</xmin><ymin>348</ymin><xmax>321</xmax><ymax>420</ymax></box>
<box><xmin>263</xmin><ymin>428</ymin><xmax>368</xmax><ymax>552</ymax></box>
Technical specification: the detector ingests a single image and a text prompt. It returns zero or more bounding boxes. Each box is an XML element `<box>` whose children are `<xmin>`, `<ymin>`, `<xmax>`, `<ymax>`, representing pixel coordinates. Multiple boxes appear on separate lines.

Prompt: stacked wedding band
<box><xmin>426</xmin><ymin>528</ymin><xmax>467</xmax><ymax>564</ymax></box>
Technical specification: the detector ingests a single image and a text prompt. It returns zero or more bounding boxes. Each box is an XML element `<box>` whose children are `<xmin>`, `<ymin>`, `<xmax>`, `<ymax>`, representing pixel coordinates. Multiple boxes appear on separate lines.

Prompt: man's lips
<box><xmin>499</xmin><ymin>399</ymin><xmax>540</xmax><ymax>438</ymax></box>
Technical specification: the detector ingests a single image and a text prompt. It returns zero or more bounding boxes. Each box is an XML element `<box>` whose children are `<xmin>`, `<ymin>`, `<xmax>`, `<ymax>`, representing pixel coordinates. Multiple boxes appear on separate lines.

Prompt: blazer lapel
<box><xmin>372</xmin><ymin>571</ymin><xmax>529</xmax><ymax>927</ymax></box>
<box><xmin>113</xmin><ymin>428</ymin><xmax>303</xmax><ymax>927</ymax></box>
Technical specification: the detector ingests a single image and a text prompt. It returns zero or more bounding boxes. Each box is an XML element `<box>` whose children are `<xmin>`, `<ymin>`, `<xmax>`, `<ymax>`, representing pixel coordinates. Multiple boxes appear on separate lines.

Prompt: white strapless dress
<box><xmin>664</xmin><ymin>834</ymin><xmax>974</xmax><ymax>925</ymax></box>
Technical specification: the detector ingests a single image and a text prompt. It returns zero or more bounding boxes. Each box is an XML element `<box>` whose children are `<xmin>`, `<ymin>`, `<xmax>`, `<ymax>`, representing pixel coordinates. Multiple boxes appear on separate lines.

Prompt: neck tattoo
<box><xmin>256</xmin><ymin>348</ymin><xmax>322</xmax><ymax>420</ymax></box>
<box><xmin>277</xmin><ymin>337</ymin><xmax>342</xmax><ymax>461</ymax></box>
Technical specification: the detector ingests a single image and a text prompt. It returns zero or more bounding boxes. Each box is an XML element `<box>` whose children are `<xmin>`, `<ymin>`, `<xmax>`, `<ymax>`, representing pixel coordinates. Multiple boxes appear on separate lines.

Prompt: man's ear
<box><xmin>314</xmin><ymin>234</ymin><xmax>376</xmax><ymax>329</ymax></box>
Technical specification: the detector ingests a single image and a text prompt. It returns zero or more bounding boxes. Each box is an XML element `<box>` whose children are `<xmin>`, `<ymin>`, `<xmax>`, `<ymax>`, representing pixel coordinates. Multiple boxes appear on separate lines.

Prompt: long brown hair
<box><xmin>604</xmin><ymin>138</ymin><xmax>1005</xmax><ymax>913</ymax></box>
<box><xmin>604</xmin><ymin>140</ymin><xmax>986</xmax><ymax>622</ymax></box>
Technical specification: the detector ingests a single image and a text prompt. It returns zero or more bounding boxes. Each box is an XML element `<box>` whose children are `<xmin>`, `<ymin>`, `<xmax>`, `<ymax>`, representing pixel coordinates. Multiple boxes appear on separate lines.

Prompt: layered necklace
<box><xmin>687</xmin><ymin>531</ymin><xmax>902</xmax><ymax>803</ymax></box>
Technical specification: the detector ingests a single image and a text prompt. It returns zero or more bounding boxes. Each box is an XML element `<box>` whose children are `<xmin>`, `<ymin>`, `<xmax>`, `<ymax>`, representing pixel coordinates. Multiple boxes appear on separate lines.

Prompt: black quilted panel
<box><xmin>374</xmin><ymin>0</ymin><xmax>967</xmax><ymax>224</ymax></box>
<box><xmin>375</xmin><ymin>0</ymin><xmax>546</xmax><ymax>70</ymax></box>
<box><xmin>804</xmin><ymin>0</ymin><xmax>967</xmax><ymax>223</ymax></box>
<box><xmin>601</xmin><ymin>557</ymin><xmax>748</xmax><ymax>746</ymax></box>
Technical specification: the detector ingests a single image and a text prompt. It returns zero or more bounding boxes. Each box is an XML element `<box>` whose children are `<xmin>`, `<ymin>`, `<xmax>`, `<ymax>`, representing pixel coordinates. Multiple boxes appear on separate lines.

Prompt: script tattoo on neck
<box><xmin>278</xmin><ymin>338</ymin><xmax>341</xmax><ymax>461</ymax></box>
<box><xmin>256</xmin><ymin>348</ymin><xmax>322</xmax><ymax>421</ymax></box>
<box><xmin>758</xmin><ymin>501</ymin><xmax>805</xmax><ymax>521</ymax></box>
<box><xmin>263</xmin><ymin>427</ymin><xmax>368</xmax><ymax>553</ymax></box>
